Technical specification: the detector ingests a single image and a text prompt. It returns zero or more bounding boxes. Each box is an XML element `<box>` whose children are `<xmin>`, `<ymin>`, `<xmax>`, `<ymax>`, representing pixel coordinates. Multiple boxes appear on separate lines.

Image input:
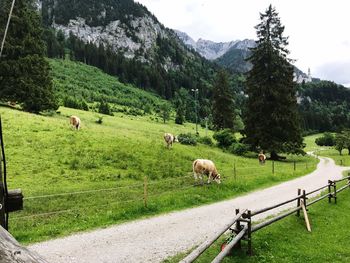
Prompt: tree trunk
<box><xmin>270</xmin><ymin>151</ymin><xmax>286</xmax><ymax>160</ymax></box>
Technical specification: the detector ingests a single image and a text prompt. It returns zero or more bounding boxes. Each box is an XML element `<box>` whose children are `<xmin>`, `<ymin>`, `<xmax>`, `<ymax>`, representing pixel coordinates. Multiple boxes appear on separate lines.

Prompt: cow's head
<box><xmin>213</xmin><ymin>173</ymin><xmax>221</xmax><ymax>184</ymax></box>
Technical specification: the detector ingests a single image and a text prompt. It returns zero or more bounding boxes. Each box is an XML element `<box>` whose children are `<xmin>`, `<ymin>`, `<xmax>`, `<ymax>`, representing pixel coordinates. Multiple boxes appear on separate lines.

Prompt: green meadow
<box><xmin>0</xmin><ymin>107</ymin><xmax>318</xmax><ymax>244</ymax></box>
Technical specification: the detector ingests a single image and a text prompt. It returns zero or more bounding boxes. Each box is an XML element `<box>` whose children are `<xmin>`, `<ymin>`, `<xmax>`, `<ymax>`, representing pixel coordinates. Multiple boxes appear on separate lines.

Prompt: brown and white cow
<box><xmin>164</xmin><ymin>133</ymin><xmax>178</xmax><ymax>148</ymax></box>
<box><xmin>70</xmin><ymin>115</ymin><xmax>81</xmax><ymax>130</ymax></box>
<box><xmin>258</xmin><ymin>152</ymin><xmax>266</xmax><ymax>165</ymax></box>
<box><xmin>193</xmin><ymin>159</ymin><xmax>221</xmax><ymax>184</ymax></box>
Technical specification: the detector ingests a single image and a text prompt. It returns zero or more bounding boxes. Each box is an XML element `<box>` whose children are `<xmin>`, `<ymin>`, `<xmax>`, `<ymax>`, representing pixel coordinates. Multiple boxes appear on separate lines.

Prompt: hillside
<box><xmin>40</xmin><ymin>0</ymin><xmax>220</xmax><ymax>105</ymax></box>
<box><xmin>49</xmin><ymin>58</ymin><xmax>167</xmax><ymax>113</ymax></box>
<box><xmin>0</xmin><ymin>106</ymin><xmax>317</xmax><ymax>243</ymax></box>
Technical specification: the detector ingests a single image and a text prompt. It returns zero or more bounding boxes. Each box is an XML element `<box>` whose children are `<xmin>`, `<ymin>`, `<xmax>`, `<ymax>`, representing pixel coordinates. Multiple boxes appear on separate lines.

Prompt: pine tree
<box><xmin>243</xmin><ymin>5</ymin><xmax>304</xmax><ymax>159</ymax></box>
<box><xmin>212</xmin><ymin>70</ymin><xmax>235</xmax><ymax>130</ymax></box>
<box><xmin>0</xmin><ymin>0</ymin><xmax>57</xmax><ymax>113</ymax></box>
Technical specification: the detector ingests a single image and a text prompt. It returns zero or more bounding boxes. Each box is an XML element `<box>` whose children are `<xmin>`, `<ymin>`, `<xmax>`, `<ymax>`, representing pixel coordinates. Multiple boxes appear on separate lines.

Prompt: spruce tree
<box><xmin>0</xmin><ymin>0</ymin><xmax>57</xmax><ymax>113</ymax></box>
<box><xmin>212</xmin><ymin>70</ymin><xmax>235</xmax><ymax>130</ymax></box>
<box><xmin>243</xmin><ymin>5</ymin><xmax>304</xmax><ymax>159</ymax></box>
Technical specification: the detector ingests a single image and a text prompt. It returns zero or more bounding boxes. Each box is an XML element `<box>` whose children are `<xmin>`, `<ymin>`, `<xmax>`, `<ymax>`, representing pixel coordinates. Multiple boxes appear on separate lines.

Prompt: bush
<box><xmin>178</xmin><ymin>133</ymin><xmax>197</xmax><ymax>146</ymax></box>
<box><xmin>197</xmin><ymin>136</ymin><xmax>213</xmax><ymax>146</ymax></box>
<box><xmin>315</xmin><ymin>132</ymin><xmax>335</xmax><ymax>146</ymax></box>
<box><xmin>98</xmin><ymin>101</ymin><xmax>112</xmax><ymax>115</ymax></box>
<box><xmin>96</xmin><ymin>116</ymin><xmax>103</xmax><ymax>124</ymax></box>
<box><xmin>229</xmin><ymin>143</ymin><xmax>249</xmax><ymax>156</ymax></box>
<box><xmin>213</xmin><ymin>129</ymin><xmax>236</xmax><ymax>148</ymax></box>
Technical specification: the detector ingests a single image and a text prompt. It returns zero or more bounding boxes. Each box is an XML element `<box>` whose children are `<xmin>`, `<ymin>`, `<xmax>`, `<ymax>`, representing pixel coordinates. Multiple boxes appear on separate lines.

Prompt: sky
<box><xmin>136</xmin><ymin>0</ymin><xmax>350</xmax><ymax>87</ymax></box>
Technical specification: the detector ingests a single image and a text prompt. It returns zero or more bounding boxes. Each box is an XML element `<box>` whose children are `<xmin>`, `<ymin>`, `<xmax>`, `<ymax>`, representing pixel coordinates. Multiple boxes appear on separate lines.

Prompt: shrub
<box><xmin>197</xmin><ymin>136</ymin><xmax>213</xmax><ymax>146</ymax></box>
<box><xmin>98</xmin><ymin>101</ymin><xmax>112</xmax><ymax>115</ymax></box>
<box><xmin>178</xmin><ymin>133</ymin><xmax>197</xmax><ymax>146</ymax></box>
<box><xmin>213</xmin><ymin>129</ymin><xmax>236</xmax><ymax>148</ymax></box>
<box><xmin>315</xmin><ymin>132</ymin><xmax>335</xmax><ymax>146</ymax></box>
<box><xmin>96</xmin><ymin>116</ymin><xmax>103</xmax><ymax>124</ymax></box>
<box><xmin>229</xmin><ymin>143</ymin><xmax>249</xmax><ymax>156</ymax></box>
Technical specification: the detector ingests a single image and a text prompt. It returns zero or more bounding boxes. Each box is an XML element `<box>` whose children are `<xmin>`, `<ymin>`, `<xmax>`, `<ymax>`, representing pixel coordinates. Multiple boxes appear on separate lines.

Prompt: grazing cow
<box><xmin>258</xmin><ymin>152</ymin><xmax>266</xmax><ymax>165</ymax></box>
<box><xmin>70</xmin><ymin>115</ymin><xmax>81</xmax><ymax>130</ymax></box>
<box><xmin>164</xmin><ymin>133</ymin><xmax>178</xmax><ymax>148</ymax></box>
<box><xmin>193</xmin><ymin>159</ymin><xmax>221</xmax><ymax>184</ymax></box>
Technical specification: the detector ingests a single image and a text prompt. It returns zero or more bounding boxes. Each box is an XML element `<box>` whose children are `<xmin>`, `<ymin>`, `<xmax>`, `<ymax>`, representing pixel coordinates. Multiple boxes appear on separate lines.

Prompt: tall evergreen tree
<box><xmin>212</xmin><ymin>70</ymin><xmax>235</xmax><ymax>130</ymax></box>
<box><xmin>0</xmin><ymin>0</ymin><xmax>57</xmax><ymax>113</ymax></box>
<box><xmin>243</xmin><ymin>5</ymin><xmax>304</xmax><ymax>159</ymax></box>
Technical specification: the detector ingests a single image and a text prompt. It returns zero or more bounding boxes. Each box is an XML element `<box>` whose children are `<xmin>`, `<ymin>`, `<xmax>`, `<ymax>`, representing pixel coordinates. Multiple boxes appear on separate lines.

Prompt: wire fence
<box><xmin>9</xmin><ymin>158</ymin><xmax>318</xmax><ymax>224</ymax></box>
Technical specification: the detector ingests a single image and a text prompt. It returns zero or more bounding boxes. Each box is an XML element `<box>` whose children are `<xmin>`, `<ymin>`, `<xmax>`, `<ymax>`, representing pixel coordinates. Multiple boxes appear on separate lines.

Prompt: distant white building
<box><xmin>294</xmin><ymin>68</ymin><xmax>312</xmax><ymax>84</ymax></box>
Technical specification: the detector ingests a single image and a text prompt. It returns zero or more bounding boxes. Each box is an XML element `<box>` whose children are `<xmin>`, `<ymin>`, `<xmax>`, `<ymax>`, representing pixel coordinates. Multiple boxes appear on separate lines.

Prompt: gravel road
<box><xmin>29</xmin><ymin>155</ymin><xmax>349</xmax><ymax>263</ymax></box>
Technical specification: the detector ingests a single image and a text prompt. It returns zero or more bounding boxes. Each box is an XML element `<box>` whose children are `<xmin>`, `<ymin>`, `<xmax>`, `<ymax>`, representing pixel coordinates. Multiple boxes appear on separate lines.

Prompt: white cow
<box><xmin>193</xmin><ymin>159</ymin><xmax>221</xmax><ymax>184</ymax></box>
<box><xmin>70</xmin><ymin>116</ymin><xmax>81</xmax><ymax>130</ymax></box>
<box><xmin>164</xmin><ymin>133</ymin><xmax>178</xmax><ymax>148</ymax></box>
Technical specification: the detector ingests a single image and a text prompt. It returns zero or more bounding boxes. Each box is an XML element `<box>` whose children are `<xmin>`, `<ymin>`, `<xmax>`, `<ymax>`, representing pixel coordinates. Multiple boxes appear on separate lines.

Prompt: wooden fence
<box><xmin>181</xmin><ymin>174</ymin><xmax>350</xmax><ymax>263</ymax></box>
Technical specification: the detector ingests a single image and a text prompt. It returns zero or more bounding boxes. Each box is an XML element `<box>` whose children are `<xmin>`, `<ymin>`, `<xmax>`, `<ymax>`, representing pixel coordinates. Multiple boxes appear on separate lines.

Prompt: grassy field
<box><xmin>0</xmin><ymin>106</ymin><xmax>318</xmax><ymax>244</ymax></box>
<box><xmin>166</xmin><ymin>136</ymin><xmax>350</xmax><ymax>263</ymax></box>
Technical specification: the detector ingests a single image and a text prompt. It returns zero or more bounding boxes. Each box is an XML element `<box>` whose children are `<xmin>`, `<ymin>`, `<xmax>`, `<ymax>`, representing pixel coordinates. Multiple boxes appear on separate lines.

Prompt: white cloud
<box><xmin>137</xmin><ymin>0</ymin><xmax>350</xmax><ymax>86</ymax></box>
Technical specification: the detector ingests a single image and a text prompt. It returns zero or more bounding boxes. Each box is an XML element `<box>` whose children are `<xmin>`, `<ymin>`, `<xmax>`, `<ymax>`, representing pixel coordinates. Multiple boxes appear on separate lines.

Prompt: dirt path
<box><xmin>29</xmin><ymin>156</ymin><xmax>349</xmax><ymax>263</ymax></box>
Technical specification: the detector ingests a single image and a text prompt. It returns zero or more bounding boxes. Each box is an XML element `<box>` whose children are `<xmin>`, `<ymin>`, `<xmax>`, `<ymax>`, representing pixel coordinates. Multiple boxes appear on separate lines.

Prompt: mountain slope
<box><xmin>49</xmin><ymin>58</ymin><xmax>167</xmax><ymax>113</ymax></box>
<box><xmin>40</xmin><ymin>0</ymin><xmax>220</xmax><ymax>114</ymax></box>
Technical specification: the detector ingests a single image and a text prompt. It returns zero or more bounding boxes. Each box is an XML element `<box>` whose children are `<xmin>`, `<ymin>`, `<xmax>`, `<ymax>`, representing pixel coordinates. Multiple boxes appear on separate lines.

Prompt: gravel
<box><xmin>29</xmin><ymin>156</ymin><xmax>349</xmax><ymax>263</ymax></box>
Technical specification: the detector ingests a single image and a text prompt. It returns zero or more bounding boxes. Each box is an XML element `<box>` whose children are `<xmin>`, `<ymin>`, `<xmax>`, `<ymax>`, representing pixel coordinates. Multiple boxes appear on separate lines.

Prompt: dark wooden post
<box><xmin>333</xmin><ymin>181</ymin><xmax>337</xmax><ymax>204</ymax></box>
<box><xmin>233</xmin><ymin>162</ymin><xmax>237</xmax><ymax>180</ymax></box>
<box><xmin>246</xmin><ymin>210</ymin><xmax>252</xmax><ymax>256</ymax></box>
<box><xmin>143</xmin><ymin>176</ymin><xmax>148</xmax><ymax>208</ymax></box>
<box><xmin>235</xmin><ymin>208</ymin><xmax>242</xmax><ymax>250</ymax></box>
<box><xmin>0</xmin><ymin>120</ymin><xmax>6</xmax><ymax>229</ymax></box>
<box><xmin>328</xmin><ymin>180</ymin><xmax>332</xmax><ymax>203</ymax></box>
<box><xmin>296</xmin><ymin>188</ymin><xmax>301</xmax><ymax>217</ymax></box>
<box><xmin>272</xmin><ymin>161</ymin><xmax>275</xmax><ymax>174</ymax></box>
<box><xmin>340</xmin><ymin>159</ymin><xmax>343</xmax><ymax>166</ymax></box>
<box><xmin>348</xmin><ymin>176</ymin><xmax>350</xmax><ymax>189</ymax></box>
<box><xmin>293</xmin><ymin>161</ymin><xmax>296</xmax><ymax>171</ymax></box>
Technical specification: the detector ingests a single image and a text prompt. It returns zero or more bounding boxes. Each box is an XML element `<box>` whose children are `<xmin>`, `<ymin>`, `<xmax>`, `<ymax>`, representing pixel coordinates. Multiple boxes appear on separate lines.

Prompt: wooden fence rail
<box><xmin>183</xmin><ymin>175</ymin><xmax>350</xmax><ymax>263</ymax></box>
<box><xmin>180</xmin><ymin>209</ymin><xmax>247</xmax><ymax>263</ymax></box>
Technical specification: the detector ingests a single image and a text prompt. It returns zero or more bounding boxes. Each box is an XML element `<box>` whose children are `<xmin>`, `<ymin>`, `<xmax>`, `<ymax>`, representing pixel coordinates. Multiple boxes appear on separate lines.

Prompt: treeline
<box><xmin>298</xmin><ymin>81</ymin><xmax>350</xmax><ymax>132</ymax></box>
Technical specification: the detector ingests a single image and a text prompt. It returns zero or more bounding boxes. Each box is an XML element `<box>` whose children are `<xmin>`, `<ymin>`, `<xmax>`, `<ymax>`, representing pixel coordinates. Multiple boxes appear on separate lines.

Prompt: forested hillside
<box><xmin>298</xmin><ymin>81</ymin><xmax>350</xmax><ymax>132</ymax></box>
<box><xmin>49</xmin><ymin>59</ymin><xmax>168</xmax><ymax>114</ymax></box>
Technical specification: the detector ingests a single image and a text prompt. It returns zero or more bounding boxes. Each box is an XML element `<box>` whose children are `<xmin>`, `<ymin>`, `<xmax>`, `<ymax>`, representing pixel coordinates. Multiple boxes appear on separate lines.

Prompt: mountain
<box><xmin>175</xmin><ymin>30</ymin><xmax>255</xmax><ymax>61</ymax></box>
<box><xmin>39</xmin><ymin>0</ymin><xmax>227</xmax><ymax>123</ymax></box>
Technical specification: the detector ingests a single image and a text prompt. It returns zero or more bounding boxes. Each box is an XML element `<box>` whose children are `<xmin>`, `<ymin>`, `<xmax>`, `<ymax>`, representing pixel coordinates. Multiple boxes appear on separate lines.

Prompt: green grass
<box><xmin>0</xmin><ymin>106</ymin><xmax>318</xmax><ymax>244</ymax></box>
<box><xmin>166</xmin><ymin>187</ymin><xmax>350</xmax><ymax>263</ymax></box>
<box><xmin>49</xmin><ymin>58</ymin><xmax>167</xmax><ymax>111</ymax></box>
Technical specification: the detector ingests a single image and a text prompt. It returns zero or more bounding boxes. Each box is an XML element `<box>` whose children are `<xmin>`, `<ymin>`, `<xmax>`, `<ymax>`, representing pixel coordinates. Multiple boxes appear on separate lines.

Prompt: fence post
<box><xmin>348</xmin><ymin>175</ymin><xmax>350</xmax><ymax>189</ymax></box>
<box><xmin>333</xmin><ymin>181</ymin><xmax>337</xmax><ymax>204</ymax></box>
<box><xmin>340</xmin><ymin>159</ymin><xmax>343</xmax><ymax>166</ymax></box>
<box><xmin>235</xmin><ymin>209</ymin><xmax>242</xmax><ymax>250</ymax></box>
<box><xmin>272</xmin><ymin>161</ymin><xmax>275</xmax><ymax>174</ymax></box>
<box><xmin>296</xmin><ymin>188</ymin><xmax>301</xmax><ymax>217</ymax></box>
<box><xmin>302</xmin><ymin>190</ymin><xmax>307</xmax><ymax>211</ymax></box>
<box><xmin>246</xmin><ymin>210</ymin><xmax>252</xmax><ymax>256</ymax></box>
<box><xmin>234</xmin><ymin>162</ymin><xmax>237</xmax><ymax>180</ymax></box>
<box><xmin>328</xmin><ymin>180</ymin><xmax>332</xmax><ymax>203</ymax></box>
<box><xmin>143</xmin><ymin>176</ymin><xmax>148</xmax><ymax>208</ymax></box>
<box><xmin>293</xmin><ymin>161</ymin><xmax>296</xmax><ymax>171</ymax></box>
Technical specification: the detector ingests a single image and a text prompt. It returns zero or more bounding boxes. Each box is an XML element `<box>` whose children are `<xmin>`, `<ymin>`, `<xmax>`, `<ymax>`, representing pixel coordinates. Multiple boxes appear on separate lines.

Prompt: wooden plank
<box><xmin>0</xmin><ymin>226</ymin><xmax>49</xmax><ymax>263</ymax></box>
<box><xmin>301</xmin><ymin>200</ymin><xmax>311</xmax><ymax>232</ymax></box>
